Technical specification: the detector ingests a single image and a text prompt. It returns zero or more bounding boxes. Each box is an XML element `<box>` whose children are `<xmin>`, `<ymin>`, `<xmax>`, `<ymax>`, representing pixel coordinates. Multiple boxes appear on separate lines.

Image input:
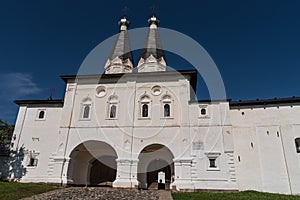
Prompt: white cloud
<box><xmin>0</xmin><ymin>73</ymin><xmax>42</xmax><ymax>98</ymax></box>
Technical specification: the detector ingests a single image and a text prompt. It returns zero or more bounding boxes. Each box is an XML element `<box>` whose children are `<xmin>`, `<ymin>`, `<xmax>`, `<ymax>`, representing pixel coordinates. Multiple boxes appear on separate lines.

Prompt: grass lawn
<box><xmin>0</xmin><ymin>182</ymin><xmax>59</xmax><ymax>200</ymax></box>
<box><xmin>172</xmin><ymin>190</ymin><xmax>300</xmax><ymax>200</ymax></box>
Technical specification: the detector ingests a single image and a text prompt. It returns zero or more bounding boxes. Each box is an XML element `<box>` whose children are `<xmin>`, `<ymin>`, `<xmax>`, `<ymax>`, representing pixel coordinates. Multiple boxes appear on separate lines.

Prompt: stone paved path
<box><xmin>21</xmin><ymin>187</ymin><xmax>173</xmax><ymax>200</ymax></box>
<box><xmin>158</xmin><ymin>190</ymin><xmax>173</xmax><ymax>200</ymax></box>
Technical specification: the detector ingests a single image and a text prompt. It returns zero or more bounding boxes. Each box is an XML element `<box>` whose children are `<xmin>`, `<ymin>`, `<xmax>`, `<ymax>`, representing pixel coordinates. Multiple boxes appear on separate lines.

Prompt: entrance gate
<box><xmin>67</xmin><ymin>140</ymin><xmax>118</xmax><ymax>186</ymax></box>
<box><xmin>137</xmin><ymin>144</ymin><xmax>174</xmax><ymax>189</ymax></box>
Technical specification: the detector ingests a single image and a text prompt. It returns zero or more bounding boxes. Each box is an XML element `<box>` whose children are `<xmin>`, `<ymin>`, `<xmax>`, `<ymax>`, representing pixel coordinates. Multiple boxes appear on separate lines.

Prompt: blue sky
<box><xmin>0</xmin><ymin>0</ymin><xmax>300</xmax><ymax>124</ymax></box>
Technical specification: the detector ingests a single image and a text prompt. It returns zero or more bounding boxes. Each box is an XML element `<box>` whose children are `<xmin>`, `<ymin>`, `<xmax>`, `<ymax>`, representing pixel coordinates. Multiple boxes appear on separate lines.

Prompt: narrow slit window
<box><xmin>295</xmin><ymin>138</ymin><xmax>300</xmax><ymax>153</ymax></box>
<box><xmin>110</xmin><ymin>105</ymin><xmax>117</xmax><ymax>118</ymax></box>
<box><xmin>83</xmin><ymin>105</ymin><xmax>90</xmax><ymax>119</ymax></box>
<box><xmin>164</xmin><ymin>104</ymin><xmax>170</xmax><ymax>117</ymax></box>
<box><xmin>142</xmin><ymin>104</ymin><xmax>148</xmax><ymax>117</ymax></box>
<box><xmin>38</xmin><ymin>111</ymin><xmax>45</xmax><ymax>119</ymax></box>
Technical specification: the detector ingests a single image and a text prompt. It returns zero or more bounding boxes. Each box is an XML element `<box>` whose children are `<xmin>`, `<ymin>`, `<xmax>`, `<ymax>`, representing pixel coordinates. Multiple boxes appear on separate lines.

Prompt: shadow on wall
<box><xmin>0</xmin><ymin>146</ymin><xmax>27</xmax><ymax>181</ymax></box>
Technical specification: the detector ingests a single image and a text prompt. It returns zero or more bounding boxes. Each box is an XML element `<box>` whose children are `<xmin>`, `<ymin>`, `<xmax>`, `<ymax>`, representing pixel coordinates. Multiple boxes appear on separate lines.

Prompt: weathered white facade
<box><xmin>9</xmin><ymin>15</ymin><xmax>300</xmax><ymax>194</ymax></box>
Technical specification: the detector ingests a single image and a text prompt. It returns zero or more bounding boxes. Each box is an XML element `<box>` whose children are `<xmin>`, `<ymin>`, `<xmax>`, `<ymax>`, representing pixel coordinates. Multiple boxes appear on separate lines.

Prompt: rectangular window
<box><xmin>209</xmin><ymin>158</ymin><xmax>216</xmax><ymax>168</ymax></box>
<box><xmin>26</xmin><ymin>151</ymin><xmax>39</xmax><ymax>167</ymax></box>
<box><xmin>205</xmin><ymin>152</ymin><xmax>220</xmax><ymax>171</ymax></box>
<box><xmin>27</xmin><ymin>157</ymin><xmax>38</xmax><ymax>167</ymax></box>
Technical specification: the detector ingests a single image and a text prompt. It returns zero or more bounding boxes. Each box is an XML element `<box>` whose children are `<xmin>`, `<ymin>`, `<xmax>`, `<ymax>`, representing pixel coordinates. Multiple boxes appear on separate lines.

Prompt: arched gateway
<box><xmin>137</xmin><ymin>144</ymin><xmax>174</xmax><ymax>189</ymax></box>
<box><xmin>67</xmin><ymin>140</ymin><xmax>118</xmax><ymax>186</ymax></box>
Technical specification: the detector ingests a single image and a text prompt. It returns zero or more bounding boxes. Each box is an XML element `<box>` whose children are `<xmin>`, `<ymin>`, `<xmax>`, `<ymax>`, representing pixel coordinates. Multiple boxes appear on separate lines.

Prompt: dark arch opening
<box><xmin>147</xmin><ymin>159</ymin><xmax>171</xmax><ymax>189</ymax></box>
<box><xmin>67</xmin><ymin>140</ymin><xmax>118</xmax><ymax>186</ymax></box>
<box><xmin>89</xmin><ymin>155</ymin><xmax>117</xmax><ymax>186</ymax></box>
<box><xmin>137</xmin><ymin>144</ymin><xmax>174</xmax><ymax>189</ymax></box>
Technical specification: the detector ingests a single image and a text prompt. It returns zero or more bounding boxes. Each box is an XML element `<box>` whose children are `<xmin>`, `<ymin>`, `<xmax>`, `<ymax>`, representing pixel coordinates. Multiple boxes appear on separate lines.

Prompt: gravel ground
<box><xmin>21</xmin><ymin>187</ymin><xmax>164</xmax><ymax>200</ymax></box>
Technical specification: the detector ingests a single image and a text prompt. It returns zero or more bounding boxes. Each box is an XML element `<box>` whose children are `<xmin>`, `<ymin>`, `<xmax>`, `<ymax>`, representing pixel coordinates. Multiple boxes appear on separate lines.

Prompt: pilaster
<box><xmin>173</xmin><ymin>157</ymin><xmax>195</xmax><ymax>190</ymax></box>
<box><xmin>113</xmin><ymin>158</ymin><xmax>139</xmax><ymax>188</ymax></box>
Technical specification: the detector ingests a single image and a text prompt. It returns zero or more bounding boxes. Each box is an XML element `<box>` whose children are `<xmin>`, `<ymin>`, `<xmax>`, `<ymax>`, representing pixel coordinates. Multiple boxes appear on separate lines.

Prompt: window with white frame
<box><xmin>26</xmin><ymin>151</ymin><xmax>39</xmax><ymax>167</ymax></box>
<box><xmin>199</xmin><ymin>105</ymin><xmax>208</xmax><ymax>118</ymax></box>
<box><xmin>80</xmin><ymin>97</ymin><xmax>92</xmax><ymax>120</ymax></box>
<box><xmin>140</xmin><ymin>95</ymin><xmax>151</xmax><ymax>118</ymax></box>
<box><xmin>108</xmin><ymin>95</ymin><xmax>118</xmax><ymax>119</ymax></box>
<box><xmin>162</xmin><ymin>95</ymin><xmax>172</xmax><ymax>118</ymax></box>
<box><xmin>205</xmin><ymin>152</ymin><xmax>221</xmax><ymax>170</ymax></box>
<box><xmin>36</xmin><ymin>109</ymin><xmax>46</xmax><ymax>120</ymax></box>
<box><xmin>28</xmin><ymin>157</ymin><xmax>38</xmax><ymax>167</ymax></box>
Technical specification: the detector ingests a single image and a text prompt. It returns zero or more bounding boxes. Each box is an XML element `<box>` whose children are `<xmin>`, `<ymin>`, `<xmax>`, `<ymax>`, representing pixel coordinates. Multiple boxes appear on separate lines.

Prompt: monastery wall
<box><xmin>230</xmin><ymin>104</ymin><xmax>300</xmax><ymax>194</ymax></box>
<box><xmin>12</xmin><ymin>104</ymin><xmax>62</xmax><ymax>182</ymax></box>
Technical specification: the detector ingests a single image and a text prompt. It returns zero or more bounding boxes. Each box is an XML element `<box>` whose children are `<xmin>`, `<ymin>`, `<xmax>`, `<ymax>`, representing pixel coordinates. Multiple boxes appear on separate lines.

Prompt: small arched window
<box><xmin>162</xmin><ymin>94</ymin><xmax>172</xmax><ymax>118</ymax></box>
<box><xmin>142</xmin><ymin>104</ymin><xmax>148</xmax><ymax>117</ymax></box>
<box><xmin>107</xmin><ymin>95</ymin><xmax>118</xmax><ymax>119</ymax></box>
<box><xmin>201</xmin><ymin>108</ymin><xmax>206</xmax><ymax>115</ymax></box>
<box><xmin>110</xmin><ymin>105</ymin><xmax>117</xmax><ymax>118</ymax></box>
<box><xmin>38</xmin><ymin>111</ymin><xmax>45</xmax><ymax>119</ymax></box>
<box><xmin>295</xmin><ymin>138</ymin><xmax>300</xmax><ymax>153</ymax></box>
<box><xmin>140</xmin><ymin>95</ymin><xmax>151</xmax><ymax>118</ymax></box>
<box><xmin>164</xmin><ymin>104</ymin><xmax>170</xmax><ymax>117</ymax></box>
<box><xmin>83</xmin><ymin>105</ymin><xmax>90</xmax><ymax>119</ymax></box>
<box><xmin>81</xmin><ymin>96</ymin><xmax>92</xmax><ymax>120</ymax></box>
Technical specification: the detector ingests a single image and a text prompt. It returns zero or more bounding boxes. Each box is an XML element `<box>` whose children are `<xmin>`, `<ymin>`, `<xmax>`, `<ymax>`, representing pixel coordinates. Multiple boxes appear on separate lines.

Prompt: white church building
<box><xmin>10</xmin><ymin>15</ymin><xmax>300</xmax><ymax>194</ymax></box>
